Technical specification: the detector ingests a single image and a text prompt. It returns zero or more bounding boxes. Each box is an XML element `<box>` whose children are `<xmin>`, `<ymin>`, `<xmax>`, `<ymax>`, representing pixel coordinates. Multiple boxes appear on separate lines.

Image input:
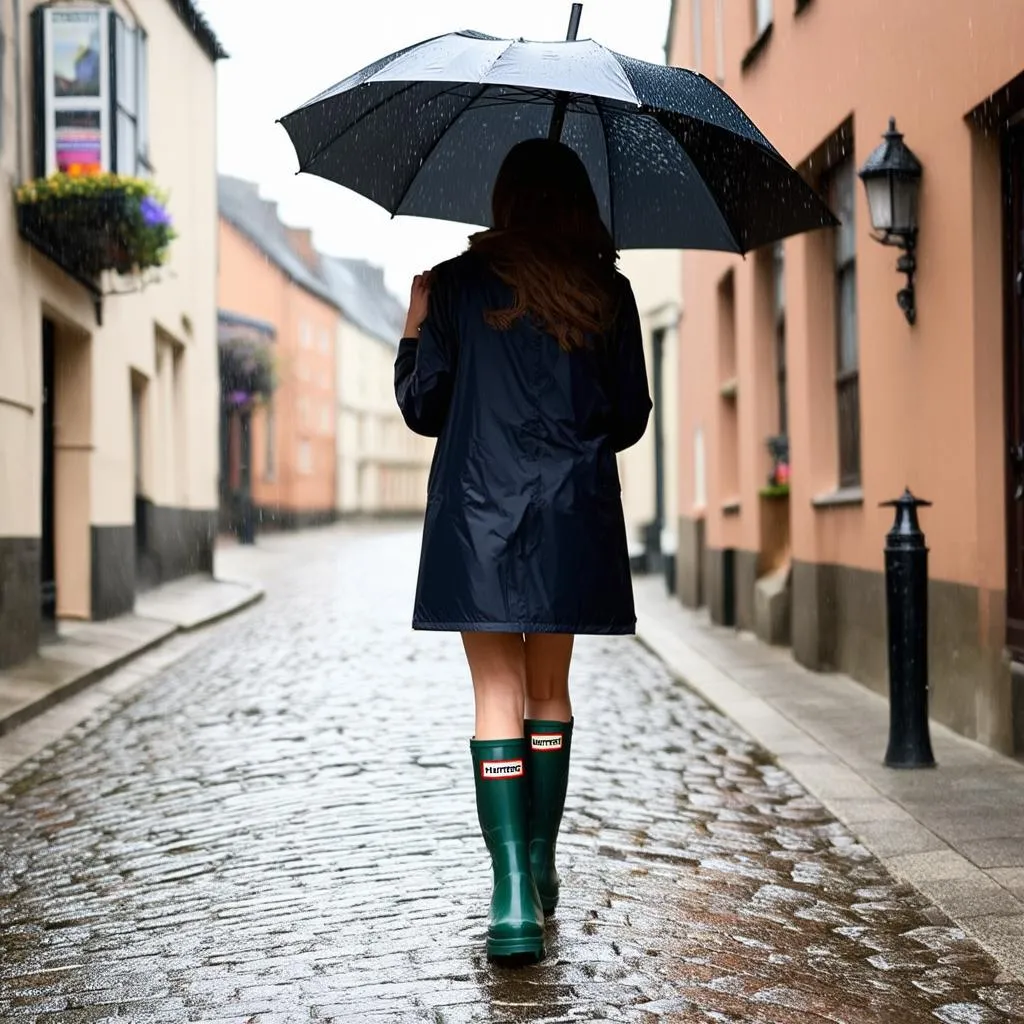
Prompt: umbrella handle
<box><xmin>548</xmin><ymin>3</ymin><xmax>583</xmax><ymax>142</ymax></box>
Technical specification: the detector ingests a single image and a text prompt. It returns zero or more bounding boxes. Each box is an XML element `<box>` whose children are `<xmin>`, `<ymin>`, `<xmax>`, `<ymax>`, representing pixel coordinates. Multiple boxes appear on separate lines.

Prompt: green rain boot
<box><xmin>525</xmin><ymin>717</ymin><xmax>573</xmax><ymax>915</ymax></box>
<box><xmin>470</xmin><ymin>738</ymin><xmax>545</xmax><ymax>962</ymax></box>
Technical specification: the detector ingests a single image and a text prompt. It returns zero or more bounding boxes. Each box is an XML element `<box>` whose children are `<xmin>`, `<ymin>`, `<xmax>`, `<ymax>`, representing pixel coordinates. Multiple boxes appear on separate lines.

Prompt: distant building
<box><xmin>617</xmin><ymin>249</ymin><xmax>682</xmax><ymax>582</ymax></box>
<box><xmin>667</xmin><ymin>0</ymin><xmax>1024</xmax><ymax>755</ymax></box>
<box><xmin>320</xmin><ymin>257</ymin><xmax>433</xmax><ymax>517</ymax></box>
<box><xmin>217</xmin><ymin>176</ymin><xmax>340</xmax><ymax>529</ymax></box>
<box><xmin>0</xmin><ymin>0</ymin><xmax>225</xmax><ymax>669</ymax></box>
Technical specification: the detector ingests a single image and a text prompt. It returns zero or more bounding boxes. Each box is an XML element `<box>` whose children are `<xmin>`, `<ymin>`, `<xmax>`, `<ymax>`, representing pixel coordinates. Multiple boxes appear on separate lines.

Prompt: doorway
<box><xmin>131</xmin><ymin>372</ymin><xmax>157</xmax><ymax>590</ymax></box>
<box><xmin>644</xmin><ymin>325</ymin><xmax>667</xmax><ymax>575</ymax></box>
<box><xmin>1006</xmin><ymin>125</ymin><xmax>1024</xmax><ymax>656</ymax></box>
<box><xmin>40</xmin><ymin>318</ymin><xmax>57</xmax><ymax>633</ymax></box>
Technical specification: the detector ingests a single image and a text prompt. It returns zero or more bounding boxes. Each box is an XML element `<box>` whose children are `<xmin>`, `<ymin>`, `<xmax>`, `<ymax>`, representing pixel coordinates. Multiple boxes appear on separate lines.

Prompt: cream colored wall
<box><xmin>617</xmin><ymin>249</ymin><xmax>683</xmax><ymax>550</ymax></box>
<box><xmin>670</xmin><ymin>0</ymin><xmax>1024</xmax><ymax>590</ymax></box>
<box><xmin>336</xmin><ymin>321</ymin><xmax>431</xmax><ymax>515</ymax></box>
<box><xmin>0</xmin><ymin>0</ymin><xmax>219</xmax><ymax>543</ymax></box>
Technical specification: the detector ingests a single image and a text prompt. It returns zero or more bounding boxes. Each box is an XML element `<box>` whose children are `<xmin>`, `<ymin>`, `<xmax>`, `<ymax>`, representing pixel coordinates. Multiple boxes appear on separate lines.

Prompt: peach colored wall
<box><xmin>670</xmin><ymin>0</ymin><xmax>1024</xmax><ymax>591</ymax></box>
<box><xmin>218</xmin><ymin>220</ymin><xmax>337</xmax><ymax>513</ymax></box>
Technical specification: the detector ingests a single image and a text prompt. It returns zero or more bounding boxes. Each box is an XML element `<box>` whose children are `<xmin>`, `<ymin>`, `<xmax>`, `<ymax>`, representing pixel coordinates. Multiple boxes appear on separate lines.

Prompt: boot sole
<box><xmin>486</xmin><ymin>937</ymin><xmax>545</xmax><ymax>963</ymax></box>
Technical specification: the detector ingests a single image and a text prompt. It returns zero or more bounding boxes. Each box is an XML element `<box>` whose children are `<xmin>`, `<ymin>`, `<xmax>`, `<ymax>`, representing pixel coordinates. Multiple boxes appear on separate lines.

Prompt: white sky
<box><xmin>193</xmin><ymin>0</ymin><xmax>673</xmax><ymax>299</ymax></box>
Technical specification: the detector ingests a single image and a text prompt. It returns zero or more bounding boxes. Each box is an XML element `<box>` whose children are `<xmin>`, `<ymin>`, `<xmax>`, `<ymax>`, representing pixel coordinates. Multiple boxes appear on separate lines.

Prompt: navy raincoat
<box><xmin>394</xmin><ymin>251</ymin><xmax>652</xmax><ymax>634</ymax></box>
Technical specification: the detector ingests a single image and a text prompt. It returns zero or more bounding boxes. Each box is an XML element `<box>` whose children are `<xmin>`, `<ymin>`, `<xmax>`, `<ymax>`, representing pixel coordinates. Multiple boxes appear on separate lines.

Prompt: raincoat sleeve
<box><xmin>607</xmin><ymin>278</ymin><xmax>653</xmax><ymax>453</ymax></box>
<box><xmin>394</xmin><ymin>268</ymin><xmax>458</xmax><ymax>438</ymax></box>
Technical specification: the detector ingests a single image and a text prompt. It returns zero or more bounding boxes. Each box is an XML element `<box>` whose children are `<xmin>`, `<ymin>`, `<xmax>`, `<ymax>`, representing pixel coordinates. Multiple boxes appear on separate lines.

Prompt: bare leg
<box><xmin>524</xmin><ymin>633</ymin><xmax>574</xmax><ymax>722</ymax></box>
<box><xmin>462</xmin><ymin>632</ymin><xmax>527</xmax><ymax>740</ymax></box>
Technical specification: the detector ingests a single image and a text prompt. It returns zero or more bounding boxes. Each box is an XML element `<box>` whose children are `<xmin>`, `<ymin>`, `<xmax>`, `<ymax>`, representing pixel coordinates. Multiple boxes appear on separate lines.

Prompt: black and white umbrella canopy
<box><xmin>279</xmin><ymin>28</ymin><xmax>836</xmax><ymax>252</ymax></box>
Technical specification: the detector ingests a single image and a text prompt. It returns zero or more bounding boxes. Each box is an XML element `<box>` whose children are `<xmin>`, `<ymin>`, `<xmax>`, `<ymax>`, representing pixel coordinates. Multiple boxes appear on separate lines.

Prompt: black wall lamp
<box><xmin>858</xmin><ymin>117</ymin><xmax>923</xmax><ymax>326</ymax></box>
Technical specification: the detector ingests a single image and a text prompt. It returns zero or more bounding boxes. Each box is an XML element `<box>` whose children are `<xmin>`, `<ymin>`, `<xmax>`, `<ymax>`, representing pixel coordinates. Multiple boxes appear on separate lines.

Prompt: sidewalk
<box><xmin>634</xmin><ymin>575</ymin><xmax>1024</xmax><ymax>982</ymax></box>
<box><xmin>0</xmin><ymin>557</ymin><xmax>263</xmax><ymax>737</ymax></box>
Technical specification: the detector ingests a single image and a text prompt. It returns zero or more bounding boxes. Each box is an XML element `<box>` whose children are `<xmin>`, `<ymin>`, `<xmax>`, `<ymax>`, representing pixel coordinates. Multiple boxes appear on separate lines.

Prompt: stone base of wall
<box><xmin>705</xmin><ymin>547</ymin><xmax>734</xmax><ymax>626</ymax></box>
<box><xmin>1012</xmin><ymin>661</ymin><xmax>1024</xmax><ymax>756</ymax></box>
<box><xmin>704</xmin><ymin>545</ymin><xmax>760</xmax><ymax>629</ymax></box>
<box><xmin>255</xmin><ymin>506</ymin><xmax>337</xmax><ymax>532</ymax></box>
<box><xmin>91</xmin><ymin>526</ymin><xmax>135</xmax><ymax>620</ymax></box>
<box><xmin>735</xmin><ymin>549</ymin><xmax>758</xmax><ymax>633</ymax></box>
<box><xmin>676</xmin><ymin>515</ymin><xmax>705</xmax><ymax>609</ymax></box>
<box><xmin>142</xmin><ymin>504</ymin><xmax>216</xmax><ymax>586</ymax></box>
<box><xmin>0</xmin><ymin>538</ymin><xmax>41</xmax><ymax>669</ymax></box>
<box><xmin>336</xmin><ymin>508</ymin><xmax>426</xmax><ymax>522</ymax></box>
<box><xmin>754</xmin><ymin>563</ymin><xmax>792</xmax><ymax>646</ymax></box>
<box><xmin>792</xmin><ymin>559</ymin><xmax>1017</xmax><ymax>755</ymax></box>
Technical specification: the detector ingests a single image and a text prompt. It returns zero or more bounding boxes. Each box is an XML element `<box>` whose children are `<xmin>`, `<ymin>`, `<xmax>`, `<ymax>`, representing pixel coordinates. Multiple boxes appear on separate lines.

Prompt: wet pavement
<box><xmin>2</xmin><ymin>525</ymin><xmax>1023</xmax><ymax>1023</ymax></box>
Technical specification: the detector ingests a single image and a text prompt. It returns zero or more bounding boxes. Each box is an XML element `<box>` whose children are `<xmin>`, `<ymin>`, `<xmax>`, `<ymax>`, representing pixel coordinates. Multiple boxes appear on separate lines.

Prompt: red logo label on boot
<box><xmin>531</xmin><ymin>734</ymin><xmax>563</xmax><ymax>751</ymax></box>
<box><xmin>480</xmin><ymin>759</ymin><xmax>524</xmax><ymax>779</ymax></box>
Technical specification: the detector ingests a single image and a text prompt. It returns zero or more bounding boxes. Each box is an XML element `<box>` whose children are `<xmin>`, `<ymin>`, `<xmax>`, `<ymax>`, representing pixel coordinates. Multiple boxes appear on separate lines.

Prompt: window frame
<box><xmin>754</xmin><ymin>0</ymin><xmax>774</xmax><ymax>36</ymax></box>
<box><xmin>772</xmin><ymin>241</ymin><xmax>788</xmax><ymax>439</ymax></box>
<box><xmin>828</xmin><ymin>155</ymin><xmax>862</xmax><ymax>489</ymax></box>
<box><xmin>690</xmin><ymin>0</ymin><xmax>702</xmax><ymax>73</ymax></box>
<box><xmin>39</xmin><ymin>7</ymin><xmax>111</xmax><ymax>175</ymax></box>
<box><xmin>109</xmin><ymin>12</ymin><xmax>151</xmax><ymax>177</ymax></box>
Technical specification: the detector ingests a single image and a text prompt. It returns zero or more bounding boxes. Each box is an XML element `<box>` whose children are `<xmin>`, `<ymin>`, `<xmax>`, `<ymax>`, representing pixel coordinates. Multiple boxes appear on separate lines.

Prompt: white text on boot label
<box><xmin>480</xmin><ymin>759</ymin><xmax>524</xmax><ymax>779</ymax></box>
<box><xmin>531</xmin><ymin>734</ymin><xmax>563</xmax><ymax>751</ymax></box>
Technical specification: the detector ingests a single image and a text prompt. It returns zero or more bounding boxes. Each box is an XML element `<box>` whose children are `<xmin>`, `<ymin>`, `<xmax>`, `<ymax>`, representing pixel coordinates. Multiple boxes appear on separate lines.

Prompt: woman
<box><xmin>394</xmin><ymin>138</ymin><xmax>651</xmax><ymax>964</ymax></box>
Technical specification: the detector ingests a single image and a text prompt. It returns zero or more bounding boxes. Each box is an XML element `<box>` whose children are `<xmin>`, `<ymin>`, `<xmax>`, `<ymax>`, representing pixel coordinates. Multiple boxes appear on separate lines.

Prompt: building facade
<box><xmin>321</xmin><ymin>257</ymin><xmax>432</xmax><ymax>517</ymax></box>
<box><xmin>617</xmin><ymin>249</ymin><xmax>683</xmax><ymax>576</ymax></box>
<box><xmin>668</xmin><ymin>0</ymin><xmax>1024</xmax><ymax>754</ymax></box>
<box><xmin>0</xmin><ymin>0</ymin><xmax>223</xmax><ymax>668</ymax></box>
<box><xmin>217</xmin><ymin>177</ymin><xmax>340</xmax><ymax>528</ymax></box>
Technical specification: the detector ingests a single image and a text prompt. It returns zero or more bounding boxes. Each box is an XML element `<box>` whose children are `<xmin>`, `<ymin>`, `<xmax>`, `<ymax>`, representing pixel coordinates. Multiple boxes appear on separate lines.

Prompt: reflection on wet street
<box><xmin>1</xmin><ymin>527</ymin><xmax>1022</xmax><ymax>1023</ymax></box>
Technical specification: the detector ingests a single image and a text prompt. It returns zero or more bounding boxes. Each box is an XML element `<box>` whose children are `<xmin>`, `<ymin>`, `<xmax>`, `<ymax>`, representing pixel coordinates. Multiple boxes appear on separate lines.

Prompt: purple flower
<box><xmin>140</xmin><ymin>195</ymin><xmax>171</xmax><ymax>228</ymax></box>
<box><xmin>228</xmin><ymin>390</ymin><xmax>249</xmax><ymax>405</ymax></box>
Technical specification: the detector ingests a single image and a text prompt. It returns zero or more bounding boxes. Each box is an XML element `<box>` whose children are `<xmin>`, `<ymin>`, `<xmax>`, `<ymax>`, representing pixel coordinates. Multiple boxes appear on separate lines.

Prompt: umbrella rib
<box><xmin>594</xmin><ymin>100</ymin><xmax>618</xmax><ymax>247</ymax></box>
<box><xmin>391</xmin><ymin>84</ymin><xmax>488</xmax><ymax>218</ymax></box>
<box><xmin>303</xmin><ymin>81</ymin><xmax>423</xmax><ymax>171</ymax></box>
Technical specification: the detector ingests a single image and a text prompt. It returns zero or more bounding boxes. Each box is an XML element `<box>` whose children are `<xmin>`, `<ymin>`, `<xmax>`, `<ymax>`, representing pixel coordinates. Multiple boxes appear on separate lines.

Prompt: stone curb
<box><xmin>635</xmin><ymin>616</ymin><xmax>1024</xmax><ymax>985</ymax></box>
<box><xmin>0</xmin><ymin>581</ymin><xmax>264</xmax><ymax>739</ymax></box>
<box><xmin>0</xmin><ymin>622</ymin><xmax>177</xmax><ymax>738</ymax></box>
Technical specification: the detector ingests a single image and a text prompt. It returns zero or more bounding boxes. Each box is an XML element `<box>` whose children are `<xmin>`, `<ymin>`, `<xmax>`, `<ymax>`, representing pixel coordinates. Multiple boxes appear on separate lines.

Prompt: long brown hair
<box><xmin>468</xmin><ymin>139</ymin><xmax>618</xmax><ymax>351</ymax></box>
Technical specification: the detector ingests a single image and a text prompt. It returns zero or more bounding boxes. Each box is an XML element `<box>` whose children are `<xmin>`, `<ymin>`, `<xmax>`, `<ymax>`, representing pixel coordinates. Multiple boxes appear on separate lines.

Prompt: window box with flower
<box><xmin>15</xmin><ymin>171</ymin><xmax>176</xmax><ymax>318</ymax></box>
<box><xmin>218</xmin><ymin>336</ymin><xmax>277</xmax><ymax>409</ymax></box>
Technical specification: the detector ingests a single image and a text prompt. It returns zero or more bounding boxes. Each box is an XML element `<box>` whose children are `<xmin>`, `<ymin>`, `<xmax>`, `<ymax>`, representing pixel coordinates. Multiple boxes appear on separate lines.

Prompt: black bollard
<box><xmin>880</xmin><ymin>488</ymin><xmax>936</xmax><ymax>768</ymax></box>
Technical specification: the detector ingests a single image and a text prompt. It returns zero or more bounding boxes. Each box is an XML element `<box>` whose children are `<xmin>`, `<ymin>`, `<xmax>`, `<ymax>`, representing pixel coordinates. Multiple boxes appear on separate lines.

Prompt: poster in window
<box><xmin>55</xmin><ymin>109</ymin><xmax>102</xmax><ymax>174</ymax></box>
<box><xmin>51</xmin><ymin>11</ymin><xmax>101</xmax><ymax>98</ymax></box>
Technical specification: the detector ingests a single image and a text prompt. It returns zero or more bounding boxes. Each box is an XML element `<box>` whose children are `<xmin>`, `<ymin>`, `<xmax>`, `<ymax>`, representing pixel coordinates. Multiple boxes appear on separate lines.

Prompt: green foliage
<box><xmin>16</xmin><ymin>172</ymin><xmax>176</xmax><ymax>274</ymax></box>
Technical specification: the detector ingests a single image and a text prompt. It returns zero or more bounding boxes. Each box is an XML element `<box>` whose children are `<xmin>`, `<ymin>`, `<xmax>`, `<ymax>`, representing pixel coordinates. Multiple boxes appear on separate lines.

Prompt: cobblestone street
<box><xmin>2</xmin><ymin>525</ymin><xmax>1023</xmax><ymax>1023</ymax></box>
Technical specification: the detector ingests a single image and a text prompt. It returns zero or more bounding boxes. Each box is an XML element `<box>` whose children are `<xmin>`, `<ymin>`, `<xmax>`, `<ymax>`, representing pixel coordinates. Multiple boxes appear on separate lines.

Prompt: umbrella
<box><xmin>278</xmin><ymin>4</ymin><xmax>836</xmax><ymax>252</ymax></box>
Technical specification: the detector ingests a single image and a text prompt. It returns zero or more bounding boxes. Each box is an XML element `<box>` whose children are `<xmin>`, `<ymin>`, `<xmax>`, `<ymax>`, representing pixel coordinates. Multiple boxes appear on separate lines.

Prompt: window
<box><xmin>754</xmin><ymin>0</ymin><xmax>773</xmax><ymax>34</ymax></box>
<box><xmin>829</xmin><ymin>156</ymin><xmax>861</xmax><ymax>488</ymax></box>
<box><xmin>298</xmin><ymin>396</ymin><xmax>309</xmax><ymax>428</ymax></box>
<box><xmin>264</xmin><ymin>399</ymin><xmax>276</xmax><ymax>479</ymax></box>
<box><xmin>319</xmin><ymin>327</ymin><xmax>330</xmax><ymax>353</ymax></box>
<box><xmin>112</xmin><ymin>16</ymin><xmax>149</xmax><ymax>176</ymax></box>
<box><xmin>690</xmin><ymin>0</ymin><xmax>702</xmax><ymax>73</ymax></box>
<box><xmin>297</xmin><ymin>440</ymin><xmax>312</xmax><ymax>475</ymax></box>
<box><xmin>300</xmin><ymin>320</ymin><xmax>311</xmax><ymax>348</ymax></box>
<box><xmin>320</xmin><ymin>405</ymin><xmax>330</xmax><ymax>433</ymax></box>
<box><xmin>773</xmin><ymin>242</ymin><xmax>787</xmax><ymax>437</ymax></box>
<box><xmin>32</xmin><ymin>7</ymin><xmax>148</xmax><ymax>176</ymax></box>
